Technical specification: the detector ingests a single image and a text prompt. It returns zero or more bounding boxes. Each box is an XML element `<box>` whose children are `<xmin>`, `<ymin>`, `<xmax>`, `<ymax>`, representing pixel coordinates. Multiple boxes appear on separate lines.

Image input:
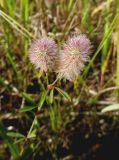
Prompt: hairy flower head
<box><xmin>29</xmin><ymin>37</ymin><xmax>58</xmax><ymax>72</ymax></box>
<box><xmin>56</xmin><ymin>35</ymin><xmax>91</xmax><ymax>81</ymax></box>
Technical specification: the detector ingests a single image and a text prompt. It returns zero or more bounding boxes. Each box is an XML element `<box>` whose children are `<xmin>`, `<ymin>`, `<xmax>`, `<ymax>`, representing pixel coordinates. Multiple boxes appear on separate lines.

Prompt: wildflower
<box><xmin>56</xmin><ymin>35</ymin><xmax>91</xmax><ymax>81</ymax></box>
<box><xmin>29</xmin><ymin>37</ymin><xmax>58</xmax><ymax>72</ymax></box>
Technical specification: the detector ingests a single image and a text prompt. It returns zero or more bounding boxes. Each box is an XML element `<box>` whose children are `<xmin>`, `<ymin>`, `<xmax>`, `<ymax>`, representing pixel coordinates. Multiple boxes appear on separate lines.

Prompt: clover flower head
<box><xmin>56</xmin><ymin>34</ymin><xmax>91</xmax><ymax>81</ymax></box>
<box><xmin>29</xmin><ymin>37</ymin><xmax>58</xmax><ymax>72</ymax></box>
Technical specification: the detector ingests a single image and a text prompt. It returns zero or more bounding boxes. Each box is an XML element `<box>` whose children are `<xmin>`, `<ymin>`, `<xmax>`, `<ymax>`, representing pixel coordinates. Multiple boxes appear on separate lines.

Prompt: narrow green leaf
<box><xmin>0</xmin><ymin>122</ymin><xmax>20</xmax><ymax>159</ymax></box>
<box><xmin>20</xmin><ymin>0</ymin><xmax>29</xmax><ymax>28</ymax></box>
<box><xmin>27</xmin><ymin>116</ymin><xmax>38</xmax><ymax>139</ymax></box>
<box><xmin>19</xmin><ymin>105</ymin><xmax>37</xmax><ymax>112</ymax></box>
<box><xmin>101</xmin><ymin>104</ymin><xmax>119</xmax><ymax>113</ymax></box>
<box><xmin>83</xmin><ymin>14</ymin><xmax>118</xmax><ymax>78</ymax></box>
<box><xmin>7</xmin><ymin>132</ymin><xmax>25</xmax><ymax>138</ymax></box>
<box><xmin>49</xmin><ymin>106</ymin><xmax>56</xmax><ymax>130</ymax></box>
<box><xmin>6</xmin><ymin>52</ymin><xmax>17</xmax><ymax>74</ymax></box>
<box><xmin>55</xmin><ymin>87</ymin><xmax>71</xmax><ymax>102</ymax></box>
<box><xmin>0</xmin><ymin>0</ymin><xmax>4</xmax><ymax>7</ymax></box>
<box><xmin>38</xmin><ymin>90</ymin><xmax>48</xmax><ymax>109</ymax></box>
<box><xmin>21</xmin><ymin>92</ymin><xmax>35</xmax><ymax>105</ymax></box>
<box><xmin>27</xmin><ymin>130</ymin><xmax>36</xmax><ymax>138</ymax></box>
<box><xmin>49</xmin><ymin>89</ymin><xmax>54</xmax><ymax>104</ymax></box>
<box><xmin>0</xmin><ymin>9</ymin><xmax>33</xmax><ymax>38</ymax></box>
<box><xmin>4</xmin><ymin>0</ymin><xmax>15</xmax><ymax>17</ymax></box>
<box><xmin>68</xmin><ymin>0</ymin><xmax>73</xmax><ymax>12</ymax></box>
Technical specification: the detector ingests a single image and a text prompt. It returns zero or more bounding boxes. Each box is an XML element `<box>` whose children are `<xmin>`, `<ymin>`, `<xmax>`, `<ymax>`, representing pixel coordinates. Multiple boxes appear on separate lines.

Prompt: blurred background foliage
<box><xmin>0</xmin><ymin>0</ymin><xmax>119</xmax><ymax>159</ymax></box>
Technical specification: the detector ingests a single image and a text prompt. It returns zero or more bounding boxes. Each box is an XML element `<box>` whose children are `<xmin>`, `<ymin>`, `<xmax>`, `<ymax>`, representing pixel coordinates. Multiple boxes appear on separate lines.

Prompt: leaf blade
<box><xmin>55</xmin><ymin>87</ymin><xmax>71</xmax><ymax>102</ymax></box>
<box><xmin>19</xmin><ymin>105</ymin><xmax>37</xmax><ymax>112</ymax></box>
<box><xmin>101</xmin><ymin>104</ymin><xmax>119</xmax><ymax>113</ymax></box>
<box><xmin>38</xmin><ymin>90</ymin><xmax>48</xmax><ymax>110</ymax></box>
<box><xmin>0</xmin><ymin>122</ymin><xmax>20</xmax><ymax>159</ymax></box>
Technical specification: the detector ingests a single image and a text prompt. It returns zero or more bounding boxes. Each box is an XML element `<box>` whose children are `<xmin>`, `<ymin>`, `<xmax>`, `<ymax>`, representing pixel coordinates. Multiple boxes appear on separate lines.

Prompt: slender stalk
<box><xmin>116</xmin><ymin>1</ymin><xmax>119</xmax><ymax>100</ymax></box>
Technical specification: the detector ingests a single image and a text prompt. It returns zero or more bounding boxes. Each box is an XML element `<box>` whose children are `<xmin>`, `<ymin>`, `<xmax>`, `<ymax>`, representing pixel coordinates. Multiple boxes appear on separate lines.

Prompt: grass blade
<box><xmin>7</xmin><ymin>132</ymin><xmax>25</xmax><ymax>138</ymax></box>
<box><xmin>49</xmin><ymin>89</ymin><xmax>54</xmax><ymax>104</ymax></box>
<box><xmin>20</xmin><ymin>0</ymin><xmax>29</xmax><ymax>28</ymax></box>
<box><xmin>83</xmin><ymin>13</ymin><xmax>118</xmax><ymax>78</ymax></box>
<box><xmin>101</xmin><ymin>104</ymin><xmax>119</xmax><ymax>113</ymax></box>
<box><xmin>0</xmin><ymin>122</ymin><xmax>20</xmax><ymax>159</ymax></box>
<box><xmin>21</xmin><ymin>92</ymin><xmax>35</xmax><ymax>106</ymax></box>
<box><xmin>0</xmin><ymin>9</ymin><xmax>33</xmax><ymax>38</ymax></box>
<box><xmin>19</xmin><ymin>106</ymin><xmax>37</xmax><ymax>112</ymax></box>
<box><xmin>38</xmin><ymin>90</ymin><xmax>49</xmax><ymax>110</ymax></box>
<box><xmin>55</xmin><ymin>87</ymin><xmax>71</xmax><ymax>102</ymax></box>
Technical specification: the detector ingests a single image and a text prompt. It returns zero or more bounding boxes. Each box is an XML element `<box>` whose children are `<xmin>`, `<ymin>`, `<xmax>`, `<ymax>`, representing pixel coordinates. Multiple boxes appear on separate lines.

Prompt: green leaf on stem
<box><xmin>49</xmin><ymin>89</ymin><xmax>54</xmax><ymax>104</ymax></box>
<box><xmin>19</xmin><ymin>105</ymin><xmax>37</xmax><ymax>112</ymax></box>
<box><xmin>38</xmin><ymin>90</ymin><xmax>49</xmax><ymax>110</ymax></box>
<box><xmin>55</xmin><ymin>87</ymin><xmax>71</xmax><ymax>102</ymax></box>
<box><xmin>7</xmin><ymin>132</ymin><xmax>25</xmax><ymax>138</ymax></box>
<box><xmin>21</xmin><ymin>92</ymin><xmax>35</xmax><ymax>105</ymax></box>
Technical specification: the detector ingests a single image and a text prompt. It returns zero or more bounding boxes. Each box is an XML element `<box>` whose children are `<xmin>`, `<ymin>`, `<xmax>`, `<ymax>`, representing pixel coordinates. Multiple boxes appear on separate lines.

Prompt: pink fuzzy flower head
<box><xmin>56</xmin><ymin>34</ymin><xmax>91</xmax><ymax>81</ymax></box>
<box><xmin>29</xmin><ymin>37</ymin><xmax>58</xmax><ymax>72</ymax></box>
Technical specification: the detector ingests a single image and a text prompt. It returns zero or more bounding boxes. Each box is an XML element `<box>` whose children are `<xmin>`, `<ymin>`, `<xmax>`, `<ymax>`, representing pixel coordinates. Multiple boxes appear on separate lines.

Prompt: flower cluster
<box><xmin>29</xmin><ymin>35</ymin><xmax>91</xmax><ymax>81</ymax></box>
<box><xmin>29</xmin><ymin>37</ymin><xmax>58</xmax><ymax>72</ymax></box>
<box><xmin>56</xmin><ymin>35</ymin><xmax>91</xmax><ymax>81</ymax></box>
